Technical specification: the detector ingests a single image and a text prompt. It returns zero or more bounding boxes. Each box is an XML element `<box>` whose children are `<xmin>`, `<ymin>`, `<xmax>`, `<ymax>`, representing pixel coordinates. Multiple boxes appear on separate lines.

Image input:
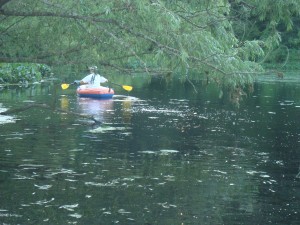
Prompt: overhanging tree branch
<box><xmin>0</xmin><ymin>9</ymin><xmax>115</xmax><ymax>24</ymax></box>
<box><xmin>110</xmin><ymin>20</ymin><xmax>228</xmax><ymax>75</ymax></box>
<box><xmin>0</xmin><ymin>0</ymin><xmax>11</xmax><ymax>9</ymax></box>
<box><xmin>2</xmin><ymin>0</ymin><xmax>280</xmax><ymax>83</ymax></box>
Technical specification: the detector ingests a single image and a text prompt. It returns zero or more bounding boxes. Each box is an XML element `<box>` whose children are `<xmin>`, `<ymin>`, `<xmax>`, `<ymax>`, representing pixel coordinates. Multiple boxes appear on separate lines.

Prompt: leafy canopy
<box><xmin>1</xmin><ymin>0</ymin><xmax>300</xmax><ymax>87</ymax></box>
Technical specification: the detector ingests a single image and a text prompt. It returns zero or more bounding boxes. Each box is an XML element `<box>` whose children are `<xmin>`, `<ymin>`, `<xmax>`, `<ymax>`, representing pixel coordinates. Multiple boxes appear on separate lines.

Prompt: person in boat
<box><xmin>74</xmin><ymin>66</ymin><xmax>108</xmax><ymax>88</ymax></box>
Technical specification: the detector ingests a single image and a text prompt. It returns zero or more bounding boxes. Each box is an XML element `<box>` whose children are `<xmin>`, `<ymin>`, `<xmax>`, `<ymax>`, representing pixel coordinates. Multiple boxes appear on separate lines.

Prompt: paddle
<box><xmin>61</xmin><ymin>82</ymin><xmax>133</xmax><ymax>92</ymax></box>
<box><xmin>61</xmin><ymin>83</ymin><xmax>71</xmax><ymax>90</ymax></box>
<box><xmin>110</xmin><ymin>82</ymin><xmax>133</xmax><ymax>92</ymax></box>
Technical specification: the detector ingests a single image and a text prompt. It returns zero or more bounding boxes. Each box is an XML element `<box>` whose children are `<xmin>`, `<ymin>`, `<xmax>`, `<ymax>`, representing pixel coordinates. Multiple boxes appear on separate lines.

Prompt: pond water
<box><xmin>0</xmin><ymin>74</ymin><xmax>299</xmax><ymax>225</ymax></box>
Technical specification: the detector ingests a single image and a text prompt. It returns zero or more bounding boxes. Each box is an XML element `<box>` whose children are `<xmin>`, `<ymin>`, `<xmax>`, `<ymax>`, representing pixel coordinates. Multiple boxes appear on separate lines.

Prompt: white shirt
<box><xmin>81</xmin><ymin>73</ymin><xmax>108</xmax><ymax>88</ymax></box>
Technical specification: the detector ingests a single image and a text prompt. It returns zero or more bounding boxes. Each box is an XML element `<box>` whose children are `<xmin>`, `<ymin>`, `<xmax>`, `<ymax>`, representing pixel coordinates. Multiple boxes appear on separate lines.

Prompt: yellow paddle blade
<box><xmin>122</xmin><ymin>85</ymin><xmax>133</xmax><ymax>91</ymax></box>
<box><xmin>61</xmin><ymin>83</ymin><xmax>70</xmax><ymax>90</ymax></box>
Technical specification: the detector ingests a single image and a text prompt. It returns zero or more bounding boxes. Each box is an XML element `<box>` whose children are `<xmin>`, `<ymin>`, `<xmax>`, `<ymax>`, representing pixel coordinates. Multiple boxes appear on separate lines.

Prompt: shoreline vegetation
<box><xmin>0</xmin><ymin>63</ymin><xmax>52</xmax><ymax>85</ymax></box>
<box><xmin>1</xmin><ymin>55</ymin><xmax>299</xmax><ymax>86</ymax></box>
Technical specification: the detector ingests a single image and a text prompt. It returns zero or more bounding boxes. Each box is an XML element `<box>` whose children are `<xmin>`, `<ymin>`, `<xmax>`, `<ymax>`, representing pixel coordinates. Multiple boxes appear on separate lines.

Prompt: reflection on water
<box><xmin>0</xmin><ymin>79</ymin><xmax>299</xmax><ymax>224</ymax></box>
<box><xmin>77</xmin><ymin>97</ymin><xmax>114</xmax><ymax>117</ymax></box>
<box><xmin>60</xmin><ymin>95</ymin><xmax>69</xmax><ymax>111</ymax></box>
<box><xmin>122</xmin><ymin>98</ymin><xmax>132</xmax><ymax>123</ymax></box>
<box><xmin>60</xmin><ymin>95</ymin><xmax>115</xmax><ymax>124</ymax></box>
<box><xmin>0</xmin><ymin>103</ymin><xmax>15</xmax><ymax>125</ymax></box>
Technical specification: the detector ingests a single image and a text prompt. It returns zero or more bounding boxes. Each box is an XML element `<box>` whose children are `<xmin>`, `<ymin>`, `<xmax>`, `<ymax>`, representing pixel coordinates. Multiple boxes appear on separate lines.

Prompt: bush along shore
<box><xmin>0</xmin><ymin>63</ymin><xmax>52</xmax><ymax>85</ymax></box>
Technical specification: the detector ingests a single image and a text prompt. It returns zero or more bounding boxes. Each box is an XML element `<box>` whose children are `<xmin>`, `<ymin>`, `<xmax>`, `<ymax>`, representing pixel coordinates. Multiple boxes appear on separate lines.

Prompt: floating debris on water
<box><xmin>34</xmin><ymin>184</ymin><xmax>52</xmax><ymax>190</ymax></box>
<box><xmin>138</xmin><ymin>150</ymin><xmax>156</xmax><ymax>154</ymax></box>
<box><xmin>260</xmin><ymin>174</ymin><xmax>271</xmax><ymax>178</ymax></box>
<box><xmin>89</xmin><ymin>126</ymin><xmax>127</xmax><ymax>133</ymax></box>
<box><xmin>213</xmin><ymin>170</ymin><xmax>228</xmax><ymax>175</ymax></box>
<box><xmin>12</xmin><ymin>175</ymin><xmax>34</xmax><ymax>180</ymax></box>
<box><xmin>118</xmin><ymin>209</ymin><xmax>131</xmax><ymax>214</ymax></box>
<box><xmin>85</xmin><ymin>181</ymin><xmax>116</xmax><ymax>187</ymax></box>
<box><xmin>32</xmin><ymin>198</ymin><xmax>55</xmax><ymax>206</ymax></box>
<box><xmin>140</xmin><ymin>108</ymin><xmax>182</xmax><ymax>114</ymax></box>
<box><xmin>0</xmin><ymin>213</ymin><xmax>22</xmax><ymax>218</ymax></box>
<box><xmin>138</xmin><ymin>149</ymin><xmax>179</xmax><ymax>155</ymax></box>
<box><xmin>65</xmin><ymin>179</ymin><xmax>78</xmax><ymax>182</ymax></box>
<box><xmin>69</xmin><ymin>149</ymin><xmax>83</xmax><ymax>152</ymax></box>
<box><xmin>19</xmin><ymin>164</ymin><xmax>44</xmax><ymax>168</ymax></box>
<box><xmin>158</xmin><ymin>202</ymin><xmax>177</xmax><ymax>209</ymax></box>
<box><xmin>68</xmin><ymin>213</ymin><xmax>82</xmax><ymax>218</ymax></box>
<box><xmin>59</xmin><ymin>204</ymin><xmax>79</xmax><ymax>211</ymax></box>
<box><xmin>113</xmin><ymin>95</ymin><xmax>141</xmax><ymax>101</ymax></box>
<box><xmin>160</xmin><ymin>149</ymin><xmax>179</xmax><ymax>154</ymax></box>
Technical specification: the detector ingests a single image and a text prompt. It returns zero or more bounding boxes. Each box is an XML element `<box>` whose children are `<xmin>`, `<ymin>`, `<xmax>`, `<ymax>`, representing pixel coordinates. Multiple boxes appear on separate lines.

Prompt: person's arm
<box><xmin>80</xmin><ymin>74</ymin><xmax>92</xmax><ymax>84</ymax></box>
<box><xmin>73</xmin><ymin>80</ymin><xmax>88</xmax><ymax>85</ymax></box>
<box><xmin>79</xmin><ymin>80</ymin><xmax>88</xmax><ymax>85</ymax></box>
<box><xmin>99</xmin><ymin>76</ymin><xmax>108</xmax><ymax>83</ymax></box>
<box><xmin>74</xmin><ymin>74</ymin><xmax>91</xmax><ymax>85</ymax></box>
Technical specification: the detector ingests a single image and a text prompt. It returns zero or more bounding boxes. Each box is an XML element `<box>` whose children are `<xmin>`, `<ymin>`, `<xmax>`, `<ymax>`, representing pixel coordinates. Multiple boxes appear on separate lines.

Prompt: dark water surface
<box><xmin>0</xmin><ymin>75</ymin><xmax>299</xmax><ymax>225</ymax></box>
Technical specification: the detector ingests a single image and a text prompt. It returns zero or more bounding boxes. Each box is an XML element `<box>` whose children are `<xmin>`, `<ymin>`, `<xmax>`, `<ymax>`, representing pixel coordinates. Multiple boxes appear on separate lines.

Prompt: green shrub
<box><xmin>0</xmin><ymin>63</ymin><xmax>51</xmax><ymax>84</ymax></box>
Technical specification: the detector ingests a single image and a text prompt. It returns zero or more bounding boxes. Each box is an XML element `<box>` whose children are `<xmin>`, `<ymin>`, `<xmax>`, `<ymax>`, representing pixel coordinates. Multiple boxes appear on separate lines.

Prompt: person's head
<box><xmin>88</xmin><ymin>66</ymin><xmax>98</xmax><ymax>73</ymax></box>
